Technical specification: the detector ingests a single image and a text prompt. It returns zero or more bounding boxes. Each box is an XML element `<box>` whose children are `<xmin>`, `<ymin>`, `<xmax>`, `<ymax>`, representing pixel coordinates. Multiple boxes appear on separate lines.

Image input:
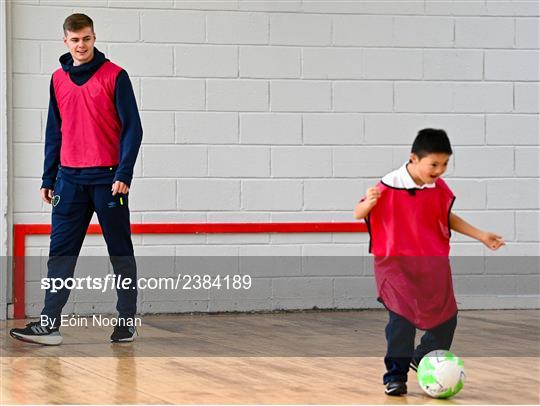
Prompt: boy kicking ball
<box><xmin>354</xmin><ymin>128</ymin><xmax>505</xmax><ymax>396</ymax></box>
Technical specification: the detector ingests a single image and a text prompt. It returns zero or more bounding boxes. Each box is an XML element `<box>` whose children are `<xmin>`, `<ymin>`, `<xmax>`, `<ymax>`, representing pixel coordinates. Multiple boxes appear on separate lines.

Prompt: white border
<box><xmin>0</xmin><ymin>0</ymin><xmax>10</xmax><ymax>320</ymax></box>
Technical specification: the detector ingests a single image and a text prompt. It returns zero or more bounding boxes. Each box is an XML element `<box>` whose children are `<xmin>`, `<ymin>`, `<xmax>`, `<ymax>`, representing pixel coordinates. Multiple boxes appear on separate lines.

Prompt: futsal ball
<box><xmin>417</xmin><ymin>350</ymin><xmax>465</xmax><ymax>398</ymax></box>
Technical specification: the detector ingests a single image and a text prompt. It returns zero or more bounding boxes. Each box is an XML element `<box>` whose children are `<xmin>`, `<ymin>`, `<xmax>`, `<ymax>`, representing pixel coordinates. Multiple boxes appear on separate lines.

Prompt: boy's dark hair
<box><xmin>63</xmin><ymin>14</ymin><xmax>94</xmax><ymax>35</ymax></box>
<box><xmin>411</xmin><ymin>128</ymin><xmax>453</xmax><ymax>158</ymax></box>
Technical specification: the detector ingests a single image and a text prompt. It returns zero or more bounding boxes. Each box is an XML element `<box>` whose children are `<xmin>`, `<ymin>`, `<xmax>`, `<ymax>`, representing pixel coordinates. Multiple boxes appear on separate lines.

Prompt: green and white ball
<box><xmin>417</xmin><ymin>350</ymin><xmax>465</xmax><ymax>398</ymax></box>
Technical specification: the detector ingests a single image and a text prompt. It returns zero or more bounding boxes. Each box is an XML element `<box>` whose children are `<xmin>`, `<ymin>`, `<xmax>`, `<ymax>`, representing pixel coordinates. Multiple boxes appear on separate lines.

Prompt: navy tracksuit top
<box><xmin>42</xmin><ymin>48</ymin><xmax>142</xmax><ymax>189</ymax></box>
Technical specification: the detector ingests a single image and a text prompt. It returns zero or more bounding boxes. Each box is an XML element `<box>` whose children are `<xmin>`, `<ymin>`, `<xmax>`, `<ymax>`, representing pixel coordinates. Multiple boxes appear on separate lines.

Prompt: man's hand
<box><xmin>40</xmin><ymin>188</ymin><xmax>54</xmax><ymax>204</ymax></box>
<box><xmin>111</xmin><ymin>181</ymin><xmax>129</xmax><ymax>196</ymax></box>
<box><xmin>480</xmin><ymin>232</ymin><xmax>505</xmax><ymax>250</ymax></box>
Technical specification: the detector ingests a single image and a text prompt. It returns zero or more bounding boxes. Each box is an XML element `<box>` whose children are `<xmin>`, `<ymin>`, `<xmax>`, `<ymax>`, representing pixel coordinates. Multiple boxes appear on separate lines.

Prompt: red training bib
<box><xmin>366</xmin><ymin>178</ymin><xmax>457</xmax><ymax>329</ymax></box>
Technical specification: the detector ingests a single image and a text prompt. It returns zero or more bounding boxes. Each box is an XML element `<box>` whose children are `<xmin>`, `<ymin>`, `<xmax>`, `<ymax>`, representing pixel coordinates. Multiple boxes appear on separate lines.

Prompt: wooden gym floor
<box><xmin>1</xmin><ymin>309</ymin><xmax>539</xmax><ymax>404</ymax></box>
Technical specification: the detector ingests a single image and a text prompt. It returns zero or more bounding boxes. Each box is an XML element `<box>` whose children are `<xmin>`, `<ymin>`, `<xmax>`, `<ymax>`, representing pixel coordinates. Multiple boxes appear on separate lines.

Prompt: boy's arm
<box><xmin>353</xmin><ymin>187</ymin><xmax>381</xmax><ymax>219</ymax></box>
<box><xmin>353</xmin><ymin>200</ymin><xmax>374</xmax><ymax>220</ymax></box>
<box><xmin>449</xmin><ymin>212</ymin><xmax>505</xmax><ymax>250</ymax></box>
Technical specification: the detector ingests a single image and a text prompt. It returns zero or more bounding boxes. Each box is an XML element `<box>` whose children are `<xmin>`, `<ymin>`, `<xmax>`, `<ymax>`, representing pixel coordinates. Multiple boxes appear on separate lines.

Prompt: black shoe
<box><xmin>385</xmin><ymin>381</ymin><xmax>407</xmax><ymax>396</ymax></box>
<box><xmin>410</xmin><ymin>359</ymin><xmax>419</xmax><ymax>372</ymax></box>
<box><xmin>110</xmin><ymin>325</ymin><xmax>137</xmax><ymax>343</ymax></box>
<box><xmin>9</xmin><ymin>321</ymin><xmax>63</xmax><ymax>345</ymax></box>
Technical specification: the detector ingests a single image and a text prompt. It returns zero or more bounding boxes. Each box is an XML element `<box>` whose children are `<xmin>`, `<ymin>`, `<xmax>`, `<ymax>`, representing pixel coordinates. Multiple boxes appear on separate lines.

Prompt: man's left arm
<box><xmin>449</xmin><ymin>212</ymin><xmax>505</xmax><ymax>250</ymax></box>
<box><xmin>113</xmin><ymin>70</ymin><xmax>143</xmax><ymax>194</ymax></box>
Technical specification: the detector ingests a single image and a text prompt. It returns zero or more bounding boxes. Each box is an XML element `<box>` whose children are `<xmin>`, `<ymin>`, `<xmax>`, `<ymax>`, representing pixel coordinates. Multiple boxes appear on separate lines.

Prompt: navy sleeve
<box><xmin>113</xmin><ymin>70</ymin><xmax>142</xmax><ymax>187</ymax></box>
<box><xmin>41</xmin><ymin>78</ymin><xmax>62</xmax><ymax>189</ymax></box>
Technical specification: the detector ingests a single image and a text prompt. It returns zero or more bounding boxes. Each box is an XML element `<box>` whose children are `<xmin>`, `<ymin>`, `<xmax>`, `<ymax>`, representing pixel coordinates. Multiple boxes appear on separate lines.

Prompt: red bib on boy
<box><xmin>53</xmin><ymin>61</ymin><xmax>123</xmax><ymax>167</ymax></box>
<box><xmin>366</xmin><ymin>178</ymin><xmax>457</xmax><ymax>330</ymax></box>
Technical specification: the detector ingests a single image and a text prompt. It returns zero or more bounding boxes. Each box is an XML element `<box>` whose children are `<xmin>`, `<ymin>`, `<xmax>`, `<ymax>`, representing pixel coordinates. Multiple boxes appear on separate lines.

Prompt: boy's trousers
<box><xmin>383</xmin><ymin>310</ymin><xmax>457</xmax><ymax>384</ymax></box>
<box><xmin>41</xmin><ymin>176</ymin><xmax>137</xmax><ymax>326</ymax></box>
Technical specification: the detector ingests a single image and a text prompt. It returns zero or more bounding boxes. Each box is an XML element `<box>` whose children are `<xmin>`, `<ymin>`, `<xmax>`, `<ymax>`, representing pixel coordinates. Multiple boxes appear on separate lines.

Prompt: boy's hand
<box><xmin>365</xmin><ymin>187</ymin><xmax>381</xmax><ymax>207</ymax></box>
<box><xmin>481</xmin><ymin>232</ymin><xmax>505</xmax><ymax>250</ymax></box>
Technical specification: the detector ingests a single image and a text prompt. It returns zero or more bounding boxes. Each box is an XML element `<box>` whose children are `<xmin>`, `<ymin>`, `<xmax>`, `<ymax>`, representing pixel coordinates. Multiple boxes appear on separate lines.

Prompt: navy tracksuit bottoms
<box><xmin>41</xmin><ymin>176</ymin><xmax>137</xmax><ymax>325</ymax></box>
<box><xmin>383</xmin><ymin>310</ymin><xmax>457</xmax><ymax>384</ymax></box>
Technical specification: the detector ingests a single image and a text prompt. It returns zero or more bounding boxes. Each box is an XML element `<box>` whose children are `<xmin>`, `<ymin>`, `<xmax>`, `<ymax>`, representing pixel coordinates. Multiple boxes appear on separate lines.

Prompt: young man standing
<box><xmin>10</xmin><ymin>14</ymin><xmax>142</xmax><ymax>345</ymax></box>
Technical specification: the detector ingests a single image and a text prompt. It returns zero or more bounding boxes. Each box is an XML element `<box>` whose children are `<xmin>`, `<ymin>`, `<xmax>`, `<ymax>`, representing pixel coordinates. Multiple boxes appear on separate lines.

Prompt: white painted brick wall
<box><xmin>174</xmin><ymin>1</ymin><xmax>237</xmax><ymax>11</ymax></box>
<box><xmin>304</xmin><ymin>179</ymin><xmax>364</xmax><ymax>210</ymax></box>
<box><xmin>425</xmin><ymin>1</ymin><xmax>487</xmax><ymax>16</ymax></box>
<box><xmin>9</xmin><ymin>2</ymin><xmax>540</xmax><ymax>316</ymax></box>
<box><xmin>12</xmin><ymin>40</ymin><xmax>40</xmax><ymax>74</ymax></box>
<box><xmin>487</xmin><ymin>179</ymin><xmax>540</xmax><ymax>209</ymax></box>
<box><xmin>453</xmin><ymin>147</ymin><xmax>514</xmax><ymax>177</ymax></box>
<box><xmin>207</xmin><ymin>79</ymin><xmax>268</xmax><ymax>111</ymax></box>
<box><xmin>175</xmin><ymin>45</ymin><xmax>238</xmax><ymax>78</ymax></box>
<box><xmin>365</xmin><ymin>114</ymin><xmax>485</xmax><ymax>145</ymax></box>
<box><xmin>141</xmin><ymin>10</ymin><xmax>204</xmax><ymax>43</ymax></box>
<box><xmin>516</xmin><ymin>211</ymin><xmax>540</xmax><ymax>241</ymax></box>
<box><xmin>143</xmin><ymin>145</ymin><xmax>207</xmax><ymax>177</ymax></box>
<box><xmin>240</xmin><ymin>46</ymin><xmax>300</xmax><ymax>79</ymax></box>
<box><xmin>302</xmin><ymin>48</ymin><xmax>363</xmax><ymax>80</ymax></box>
<box><xmin>333</xmin><ymin>15</ymin><xmax>393</xmax><ymax>46</ymax></box>
<box><xmin>303</xmin><ymin>114</ymin><xmax>363</xmax><ymax>145</ymax></box>
<box><xmin>242</xmin><ymin>180</ymin><xmax>303</xmax><ymax>211</ymax></box>
<box><xmin>485</xmin><ymin>50</ymin><xmax>540</xmax><ymax>81</ymax></box>
<box><xmin>208</xmin><ymin>146</ymin><xmax>270</xmax><ymax>177</ymax></box>
<box><xmin>333</xmin><ymin>147</ymin><xmax>394</xmax><ymax>177</ymax></box>
<box><xmin>79</xmin><ymin>7</ymin><xmax>140</xmax><ymax>42</ymax></box>
<box><xmin>272</xmin><ymin>147</ymin><xmax>332</xmax><ymax>177</ymax></box>
<box><xmin>452</xmin><ymin>83</ymin><xmax>514</xmax><ymax>113</ymax></box>
<box><xmin>129</xmin><ymin>179</ymin><xmax>177</xmax><ymax>211</ymax></box>
<box><xmin>269</xmin><ymin>14</ymin><xmax>332</xmax><ymax>46</ymax></box>
<box><xmin>445</xmin><ymin>180</ymin><xmax>487</xmax><ymax>210</ymax></box>
<box><xmin>271</xmin><ymin>80</ymin><xmax>331</xmax><ymax>112</ymax></box>
<box><xmin>334</xmin><ymin>81</ymin><xmax>393</xmax><ymax>112</ymax></box>
<box><xmin>12</xmin><ymin>75</ymin><xmax>49</xmax><ymax>108</ymax></box>
<box><xmin>516</xmin><ymin>18</ymin><xmax>540</xmax><ymax>48</ymax></box>
<box><xmin>13</xmin><ymin>143</ymin><xmax>43</xmax><ymax>177</ymax></box>
<box><xmin>304</xmin><ymin>1</ymin><xmax>424</xmax><ymax>15</ymax></box>
<box><xmin>515</xmin><ymin>83</ymin><xmax>540</xmax><ymax>113</ymax></box>
<box><xmin>393</xmin><ymin>16</ymin><xmax>454</xmax><ymax>47</ymax></box>
<box><xmin>485</xmin><ymin>1</ymin><xmax>540</xmax><ymax>17</ymax></box>
<box><xmin>178</xmin><ymin>179</ymin><xmax>240</xmax><ymax>210</ymax></box>
<box><xmin>515</xmin><ymin>147</ymin><xmax>540</xmax><ymax>176</ymax></box>
<box><xmin>239</xmin><ymin>1</ymin><xmax>302</xmax><ymax>13</ymax></box>
<box><xmin>109</xmin><ymin>44</ymin><xmax>173</xmax><ymax>76</ymax></box>
<box><xmin>486</xmin><ymin>115</ymin><xmax>540</xmax><ymax>145</ymax></box>
<box><xmin>141</xmin><ymin>78</ymin><xmax>205</xmax><ymax>110</ymax></box>
<box><xmin>176</xmin><ymin>112</ymin><xmax>238</xmax><ymax>144</ymax></box>
<box><xmin>207</xmin><ymin>12</ymin><xmax>268</xmax><ymax>44</ymax></box>
<box><xmin>395</xmin><ymin>82</ymin><xmax>453</xmax><ymax>112</ymax></box>
<box><xmin>12</xmin><ymin>109</ymin><xmax>41</xmax><ymax>142</ymax></box>
<box><xmin>363</xmin><ymin>49</ymin><xmax>423</xmax><ymax>80</ymax></box>
<box><xmin>110</xmin><ymin>0</ymin><xmax>172</xmax><ymax>8</ymax></box>
<box><xmin>423</xmin><ymin>50</ymin><xmax>483</xmax><ymax>80</ymax></box>
<box><xmin>240</xmin><ymin>113</ymin><xmax>301</xmax><ymax>144</ymax></box>
<box><xmin>139</xmin><ymin>111</ymin><xmax>174</xmax><ymax>144</ymax></box>
<box><xmin>455</xmin><ymin>17</ymin><xmax>514</xmax><ymax>48</ymax></box>
<box><xmin>12</xmin><ymin>5</ymin><xmax>69</xmax><ymax>40</ymax></box>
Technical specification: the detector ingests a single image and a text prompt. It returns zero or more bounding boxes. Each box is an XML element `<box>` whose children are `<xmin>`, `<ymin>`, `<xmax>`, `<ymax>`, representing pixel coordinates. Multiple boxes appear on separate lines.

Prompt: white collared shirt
<box><xmin>381</xmin><ymin>162</ymin><xmax>436</xmax><ymax>189</ymax></box>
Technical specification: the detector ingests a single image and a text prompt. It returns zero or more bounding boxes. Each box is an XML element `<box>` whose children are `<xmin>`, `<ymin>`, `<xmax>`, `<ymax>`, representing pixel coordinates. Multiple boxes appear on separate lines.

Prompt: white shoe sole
<box><xmin>111</xmin><ymin>336</ymin><xmax>135</xmax><ymax>343</ymax></box>
<box><xmin>11</xmin><ymin>332</ymin><xmax>63</xmax><ymax>346</ymax></box>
